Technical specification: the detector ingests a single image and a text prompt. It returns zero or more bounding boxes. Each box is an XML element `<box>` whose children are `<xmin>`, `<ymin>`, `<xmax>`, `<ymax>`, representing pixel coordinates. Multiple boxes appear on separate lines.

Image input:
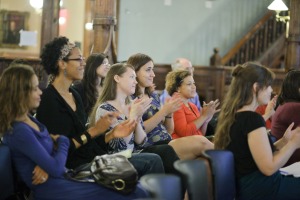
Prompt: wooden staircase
<box><xmin>222</xmin><ymin>11</ymin><xmax>287</xmax><ymax>68</ymax></box>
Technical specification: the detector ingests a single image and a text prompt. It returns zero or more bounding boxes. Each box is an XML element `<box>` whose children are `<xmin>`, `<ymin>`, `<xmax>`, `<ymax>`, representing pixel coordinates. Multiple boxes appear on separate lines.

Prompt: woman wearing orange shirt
<box><xmin>166</xmin><ymin>70</ymin><xmax>219</xmax><ymax>139</ymax></box>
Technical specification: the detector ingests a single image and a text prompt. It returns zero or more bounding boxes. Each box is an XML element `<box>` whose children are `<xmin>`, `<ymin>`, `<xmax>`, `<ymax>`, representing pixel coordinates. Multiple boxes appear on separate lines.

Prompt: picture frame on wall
<box><xmin>0</xmin><ymin>10</ymin><xmax>29</xmax><ymax>48</ymax></box>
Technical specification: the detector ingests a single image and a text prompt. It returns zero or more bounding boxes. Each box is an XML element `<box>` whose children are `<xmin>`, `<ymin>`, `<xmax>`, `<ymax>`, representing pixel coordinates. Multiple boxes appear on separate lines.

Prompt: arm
<box><xmin>37</xmin><ymin>89</ymin><xmax>117</xmax><ymax>150</ymax></box>
<box><xmin>129</xmin><ymin>97</ymin><xmax>152</xmax><ymax>144</ymax></box>
<box><xmin>144</xmin><ymin>94</ymin><xmax>182</xmax><ymax>133</ymax></box>
<box><xmin>12</xmin><ymin>126</ymin><xmax>69</xmax><ymax>177</ymax></box>
<box><xmin>163</xmin><ymin>113</ymin><xmax>174</xmax><ymax>134</ymax></box>
<box><xmin>248</xmin><ymin>125</ymin><xmax>300</xmax><ymax>176</ymax></box>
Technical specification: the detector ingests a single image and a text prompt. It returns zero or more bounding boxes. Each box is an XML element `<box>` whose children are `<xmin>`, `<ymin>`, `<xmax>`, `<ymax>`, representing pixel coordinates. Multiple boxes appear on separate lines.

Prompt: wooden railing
<box><xmin>222</xmin><ymin>11</ymin><xmax>286</xmax><ymax>67</ymax></box>
<box><xmin>154</xmin><ymin>64</ymin><xmax>286</xmax><ymax>103</ymax></box>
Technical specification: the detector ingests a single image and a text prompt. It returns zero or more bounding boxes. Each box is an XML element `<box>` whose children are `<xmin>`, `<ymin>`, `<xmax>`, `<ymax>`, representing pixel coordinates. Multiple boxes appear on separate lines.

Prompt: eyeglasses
<box><xmin>102</xmin><ymin>62</ymin><xmax>110</xmax><ymax>66</ymax></box>
<box><xmin>65</xmin><ymin>57</ymin><xmax>85</xmax><ymax>64</ymax></box>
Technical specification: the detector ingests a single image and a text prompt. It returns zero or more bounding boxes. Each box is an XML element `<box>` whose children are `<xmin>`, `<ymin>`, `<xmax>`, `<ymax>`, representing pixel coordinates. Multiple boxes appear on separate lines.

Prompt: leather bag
<box><xmin>65</xmin><ymin>154</ymin><xmax>138</xmax><ymax>194</ymax></box>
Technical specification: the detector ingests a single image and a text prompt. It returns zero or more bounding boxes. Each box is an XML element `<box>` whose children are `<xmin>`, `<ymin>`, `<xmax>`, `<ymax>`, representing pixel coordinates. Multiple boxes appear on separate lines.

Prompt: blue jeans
<box><xmin>128</xmin><ymin>153</ymin><xmax>164</xmax><ymax>178</ymax></box>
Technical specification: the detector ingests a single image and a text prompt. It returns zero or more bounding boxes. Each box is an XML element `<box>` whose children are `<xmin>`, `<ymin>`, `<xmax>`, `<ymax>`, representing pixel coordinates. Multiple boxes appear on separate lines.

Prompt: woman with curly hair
<box><xmin>0</xmin><ymin>64</ymin><xmax>148</xmax><ymax>200</ymax></box>
<box><xmin>165</xmin><ymin>70</ymin><xmax>219</xmax><ymax>139</ymax></box>
<box><xmin>72</xmin><ymin>53</ymin><xmax>110</xmax><ymax>115</ymax></box>
<box><xmin>36</xmin><ymin>36</ymin><xmax>164</xmax><ymax>177</ymax></box>
<box><xmin>214</xmin><ymin>62</ymin><xmax>300</xmax><ymax>200</ymax></box>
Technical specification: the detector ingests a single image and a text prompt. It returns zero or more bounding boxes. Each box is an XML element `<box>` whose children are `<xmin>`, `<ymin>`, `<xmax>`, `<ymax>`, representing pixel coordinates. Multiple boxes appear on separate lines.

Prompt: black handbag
<box><xmin>65</xmin><ymin>154</ymin><xmax>138</xmax><ymax>194</ymax></box>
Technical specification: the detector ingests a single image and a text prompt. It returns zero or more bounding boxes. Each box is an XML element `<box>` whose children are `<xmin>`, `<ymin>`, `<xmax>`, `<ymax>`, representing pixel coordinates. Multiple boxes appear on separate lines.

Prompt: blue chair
<box><xmin>203</xmin><ymin>150</ymin><xmax>236</xmax><ymax>200</ymax></box>
<box><xmin>140</xmin><ymin>174</ymin><xmax>182</xmax><ymax>200</ymax></box>
<box><xmin>0</xmin><ymin>143</ymin><xmax>15</xmax><ymax>199</ymax></box>
<box><xmin>174</xmin><ymin>159</ymin><xmax>213</xmax><ymax>200</ymax></box>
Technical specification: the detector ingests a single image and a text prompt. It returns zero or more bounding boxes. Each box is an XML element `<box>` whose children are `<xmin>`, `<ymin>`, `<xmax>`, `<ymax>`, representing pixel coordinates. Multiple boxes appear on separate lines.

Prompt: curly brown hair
<box><xmin>165</xmin><ymin>70</ymin><xmax>191</xmax><ymax>96</ymax></box>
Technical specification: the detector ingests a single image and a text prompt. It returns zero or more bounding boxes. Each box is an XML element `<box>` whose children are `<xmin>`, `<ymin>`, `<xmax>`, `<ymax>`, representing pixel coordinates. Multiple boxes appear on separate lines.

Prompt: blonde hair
<box><xmin>89</xmin><ymin>63</ymin><xmax>134</xmax><ymax>126</ymax></box>
<box><xmin>214</xmin><ymin>62</ymin><xmax>275</xmax><ymax>149</ymax></box>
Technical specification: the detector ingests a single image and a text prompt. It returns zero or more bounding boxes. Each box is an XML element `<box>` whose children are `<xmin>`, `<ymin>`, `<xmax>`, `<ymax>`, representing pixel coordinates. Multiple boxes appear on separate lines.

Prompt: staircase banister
<box><xmin>221</xmin><ymin>11</ymin><xmax>274</xmax><ymax>65</ymax></box>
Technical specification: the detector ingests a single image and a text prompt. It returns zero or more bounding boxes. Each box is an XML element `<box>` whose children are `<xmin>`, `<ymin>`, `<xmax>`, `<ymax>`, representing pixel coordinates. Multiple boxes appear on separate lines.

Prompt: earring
<box><xmin>64</xmin><ymin>69</ymin><xmax>67</xmax><ymax>77</ymax></box>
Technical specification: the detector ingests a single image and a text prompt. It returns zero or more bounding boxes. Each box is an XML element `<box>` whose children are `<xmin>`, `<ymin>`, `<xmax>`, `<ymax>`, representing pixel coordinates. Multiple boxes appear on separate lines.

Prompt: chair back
<box><xmin>204</xmin><ymin>150</ymin><xmax>236</xmax><ymax>200</ymax></box>
<box><xmin>174</xmin><ymin>159</ymin><xmax>213</xmax><ymax>200</ymax></box>
<box><xmin>0</xmin><ymin>144</ymin><xmax>15</xmax><ymax>199</ymax></box>
<box><xmin>140</xmin><ymin>174</ymin><xmax>182</xmax><ymax>200</ymax></box>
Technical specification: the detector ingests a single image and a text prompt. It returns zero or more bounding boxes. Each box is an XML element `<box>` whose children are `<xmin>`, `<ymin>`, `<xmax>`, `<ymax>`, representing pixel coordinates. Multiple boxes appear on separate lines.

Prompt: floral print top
<box><xmin>95</xmin><ymin>102</ymin><xmax>147</xmax><ymax>154</ymax></box>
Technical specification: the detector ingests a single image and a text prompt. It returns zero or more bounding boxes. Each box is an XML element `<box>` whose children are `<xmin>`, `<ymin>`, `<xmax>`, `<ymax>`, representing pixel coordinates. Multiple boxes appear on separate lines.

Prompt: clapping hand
<box><xmin>282</xmin><ymin>122</ymin><xmax>300</xmax><ymax>149</ymax></box>
<box><xmin>264</xmin><ymin>95</ymin><xmax>278</xmax><ymax>120</ymax></box>
<box><xmin>112</xmin><ymin>119</ymin><xmax>137</xmax><ymax>138</ymax></box>
<box><xmin>94</xmin><ymin>112</ymin><xmax>119</xmax><ymax>135</ymax></box>
<box><xmin>201</xmin><ymin>99</ymin><xmax>220</xmax><ymax>122</ymax></box>
<box><xmin>129</xmin><ymin>97</ymin><xmax>152</xmax><ymax>120</ymax></box>
<box><xmin>162</xmin><ymin>92</ymin><xmax>183</xmax><ymax>116</ymax></box>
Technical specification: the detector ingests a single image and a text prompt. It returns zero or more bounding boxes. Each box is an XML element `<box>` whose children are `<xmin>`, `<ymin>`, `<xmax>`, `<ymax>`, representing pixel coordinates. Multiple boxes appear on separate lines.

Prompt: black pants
<box><xmin>142</xmin><ymin>143</ymin><xmax>179</xmax><ymax>174</ymax></box>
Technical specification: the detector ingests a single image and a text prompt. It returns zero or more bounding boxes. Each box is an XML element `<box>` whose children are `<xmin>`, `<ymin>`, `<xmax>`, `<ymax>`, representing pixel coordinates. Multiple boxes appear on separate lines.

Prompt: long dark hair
<box><xmin>214</xmin><ymin>62</ymin><xmax>275</xmax><ymax>149</ymax></box>
<box><xmin>82</xmin><ymin>53</ymin><xmax>108</xmax><ymax>114</ymax></box>
<box><xmin>277</xmin><ymin>70</ymin><xmax>300</xmax><ymax>105</ymax></box>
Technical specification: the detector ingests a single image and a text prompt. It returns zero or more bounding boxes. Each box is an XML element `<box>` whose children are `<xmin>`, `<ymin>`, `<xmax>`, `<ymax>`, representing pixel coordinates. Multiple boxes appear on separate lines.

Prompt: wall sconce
<box><xmin>268</xmin><ymin>0</ymin><xmax>290</xmax><ymax>37</ymax></box>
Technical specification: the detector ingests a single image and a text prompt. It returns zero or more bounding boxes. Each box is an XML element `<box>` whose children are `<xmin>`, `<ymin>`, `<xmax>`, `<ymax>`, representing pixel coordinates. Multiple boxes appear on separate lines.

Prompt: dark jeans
<box><xmin>128</xmin><ymin>153</ymin><xmax>164</xmax><ymax>178</ymax></box>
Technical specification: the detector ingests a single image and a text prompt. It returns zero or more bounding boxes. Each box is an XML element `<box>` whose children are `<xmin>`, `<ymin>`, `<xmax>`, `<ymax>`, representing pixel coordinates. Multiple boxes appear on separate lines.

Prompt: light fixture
<box><xmin>85</xmin><ymin>22</ymin><xmax>93</xmax><ymax>30</ymax></box>
<box><xmin>29</xmin><ymin>0</ymin><xmax>43</xmax><ymax>9</ymax></box>
<box><xmin>268</xmin><ymin>0</ymin><xmax>290</xmax><ymax>37</ymax></box>
<box><xmin>29</xmin><ymin>0</ymin><xmax>63</xmax><ymax>9</ymax></box>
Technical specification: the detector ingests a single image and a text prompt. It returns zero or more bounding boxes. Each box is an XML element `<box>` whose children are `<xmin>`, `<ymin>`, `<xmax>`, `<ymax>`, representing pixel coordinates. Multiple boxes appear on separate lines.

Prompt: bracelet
<box><xmin>73</xmin><ymin>131</ymin><xmax>92</xmax><ymax>146</ymax></box>
<box><xmin>83</xmin><ymin>131</ymin><xmax>92</xmax><ymax>142</ymax></box>
<box><xmin>165</xmin><ymin>116</ymin><xmax>172</xmax><ymax>119</ymax></box>
<box><xmin>80</xmin><ymin>134</ymin><xmax>88</xmax><ymax>145</ymax></box>
<box><xmin>73</xmin><ymin>135</ymin><xmax>84</xmax><ymax>145</ymax></box>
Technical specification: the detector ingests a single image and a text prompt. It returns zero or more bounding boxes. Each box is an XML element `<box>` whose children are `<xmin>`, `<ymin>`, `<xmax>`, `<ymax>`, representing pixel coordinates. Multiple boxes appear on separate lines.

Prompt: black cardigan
<box><xmin>36</xmin><ymin>84</ymin><xmax>107</xmax><ymax>169</ymax></box>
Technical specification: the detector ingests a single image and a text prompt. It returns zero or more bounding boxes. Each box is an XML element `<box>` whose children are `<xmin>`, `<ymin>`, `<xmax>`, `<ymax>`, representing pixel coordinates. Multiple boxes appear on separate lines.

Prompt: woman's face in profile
<box><xmin>257</xmin><ymin>85</ymin><xmax>273</xmax><ymax>106</ymax></box>
<box><xmin>96</xmin><ymin>58</ymin><xmax>110</xmax><ymax>78</ymax></box>
<box><xmin>28</xmin><ymin>75</ymin><xmax>42</xmax><ymax>110</ymax></box>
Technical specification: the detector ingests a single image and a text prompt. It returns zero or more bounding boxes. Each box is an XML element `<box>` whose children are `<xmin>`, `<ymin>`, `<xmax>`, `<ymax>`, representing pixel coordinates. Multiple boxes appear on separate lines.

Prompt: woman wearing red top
<box><xmin>165</xmin><ymin>70</ymin><xmax>219</xmax><ymax>139</ymax></box>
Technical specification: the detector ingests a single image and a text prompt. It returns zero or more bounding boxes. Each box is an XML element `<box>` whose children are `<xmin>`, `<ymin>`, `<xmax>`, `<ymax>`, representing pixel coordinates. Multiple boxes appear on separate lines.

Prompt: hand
<box><xmin>49</xmin><ymin>134</ymin><xmax>60</xmax><ymax>150</ymax></box>
<box><xmin>32</xmin><ymin>165</ymin><xmax>48</xmax><ymax>185</ymax></box>
<box><xmin>282</xmin><ymin>122</ymin><xmax>294</xmax><ymax>142</ymax></box>
<box><xmin>201</xmin><ymin>99</ymin><xmax>220</xmax><ymax>122</ymax></box>
<box><xmin>94</xmin><ymin>112</ymin><xmax>119</xmax><ymax>135</ymax></box>
<box><xmin>289</xmin><ymin>126</ymin><xmax>300</xmax><ymax>148</ymax></box>
<box><xmin>50</xmin><ymin>134</ymin><xmax>60</xmax><ymax>142</ymax></box>
<box><xmin>129</xmin><ymin>97</ymin><xmax>152</xmax><ymax>120</ymax></box>
<box><xmin>111</xmin><ymin>119</ymin><xmax>137</xmax><ymax>138</ymax></box>
<box><xmin>264</xmin><ymin>95</ymin><xmax>278</xmax><ymax>120</ymax></box>
<box><xmin>162</xmin><ymin>92</ymin><xmax>183</xmax><ymax>116</ymax></box>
